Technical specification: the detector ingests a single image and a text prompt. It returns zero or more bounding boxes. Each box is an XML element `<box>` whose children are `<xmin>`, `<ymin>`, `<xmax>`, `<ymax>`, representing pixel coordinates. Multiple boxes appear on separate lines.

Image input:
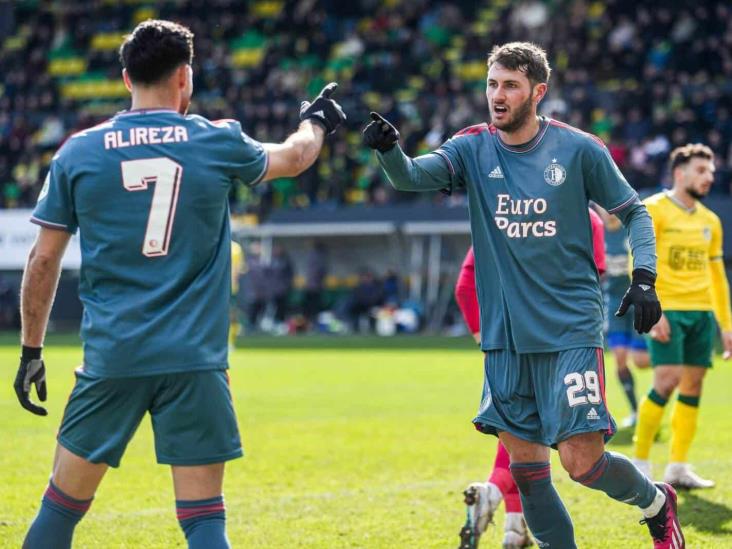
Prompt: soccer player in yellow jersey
<box><xmin>229</xmin><ymin>240</ymin><xmax>244</xmax><ymax>350</ymax></box>
<box><xmin>632</xmin><ymin>143</ymin><xmax>732</xmax><ymax>489</ymax></box>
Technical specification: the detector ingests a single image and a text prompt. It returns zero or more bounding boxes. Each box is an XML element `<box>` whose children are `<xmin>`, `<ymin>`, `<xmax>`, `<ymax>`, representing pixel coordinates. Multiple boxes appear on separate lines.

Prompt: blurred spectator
<box><xmin>302</xmin><ymin>241</ymin><xmax>328</xmax><ymax>324</ymax></box>
<box><xmin>340</xmin><ymin>268</ymin><xmax>385</xmax><ymax>333</ymax></box>
<box><xmin>244</xmin><ymin>243</ymin><xmax>268</xmax><ymax>331</ymax></box>
<box><xmin>1</xmin><ymin>0</ymin><xmax>732</xmax><ymax>216</ymax></box>
<box><xmin>0</xmin><ymin>275</ymin><xmax>18</xmax><ymax>329</ymax></box>
<box><xmin>382</xmin><ymin>269</ymin><xmax>400</xmax><ymax>305</ymax></box>
<box><xmin>269</xmin><ymin>245</ymin><xmax>293</xmax><ymax>325</ymax></box>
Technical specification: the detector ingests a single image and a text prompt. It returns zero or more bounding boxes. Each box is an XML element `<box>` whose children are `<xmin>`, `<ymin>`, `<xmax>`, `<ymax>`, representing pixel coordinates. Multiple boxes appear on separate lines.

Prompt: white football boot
<box><xmin>632</xmin><ymin>458</ymin><xmax>653</xmax><ymax>480</ymax></box>
<box><xmin>458</xmin><ymin>482</ymin><xmax>502</xmax><ymax>549</ymax></box>
<box><xmin>502</xmin><ymin>512</ymin><xmax>533</xmax><ymax>548</ymax></box>
<box><xmin>620</xmin><ymin>412</ymin><xmax>638</xmax><ymax>429</ymax></box>
<box><xmin>663</xmin><ymin>462</ymin><xmax>715</xmax><ymax>489</ymax></box>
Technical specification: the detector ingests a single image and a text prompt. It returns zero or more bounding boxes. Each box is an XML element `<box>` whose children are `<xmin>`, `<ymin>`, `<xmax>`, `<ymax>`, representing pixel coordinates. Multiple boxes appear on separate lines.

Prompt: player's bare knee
<box><xmin>499</xmin><ymin>432</ymin><xmax>548</xmax><ymax>463</ymax></box>
<box><xmin>558</xmin><ymin>433</ymin><xmax>605</xmax><ymax>478</ymax></box>
<box><xmin>632</xmin><ymin>352</ymin><xmax>650</xmax><ymax>369</ymax></box>
<box><xmin>678</xmin><ymin>366</ymin><xmax>706</xmax><ymax>396</ymax></box>
<box><xmin>171</xmin><ymin>463</ymin><xmax>226</xmax><ymax>500</ymax></box>
<box><xmin>52</xmin><ymin>445</ymin><xmax>108</xmax><ymax>500</ymax></box>
<box><xmin>653</xmin><ymin>367</ymin><xmax>680</xmax><ymax>398</ymax></box>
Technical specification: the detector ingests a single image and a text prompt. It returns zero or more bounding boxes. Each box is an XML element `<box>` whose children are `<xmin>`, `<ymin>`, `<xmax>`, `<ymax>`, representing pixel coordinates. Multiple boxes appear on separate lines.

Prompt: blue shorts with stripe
<box><xmin>473</xmin><ymin>347</ymin><xmax>616</xmax><ymax>448</ymax></box>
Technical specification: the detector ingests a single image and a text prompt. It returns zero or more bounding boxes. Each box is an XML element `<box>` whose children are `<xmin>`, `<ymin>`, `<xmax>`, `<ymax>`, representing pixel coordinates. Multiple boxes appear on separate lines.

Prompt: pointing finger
<box><xmin>320</xmin><ymin>82</ymin><xmax>338</xmax><ymax>99</ymax></box>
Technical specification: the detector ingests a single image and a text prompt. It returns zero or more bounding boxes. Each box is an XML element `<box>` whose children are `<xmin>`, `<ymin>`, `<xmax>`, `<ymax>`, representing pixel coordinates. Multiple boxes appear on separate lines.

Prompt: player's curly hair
<box><xmin>487</xmin><ymin>42</ymin><xmax>551</xmax><ymax>86</ymax></box>
<box><xmin>669</xmin><ymin>143</ymin><xmax>714</xmax><ymax>170</ymax></box>
<box><xmin>119</xmin><ymin>20</ymin><xmax>194</xmax><ymax>85</ymax></box>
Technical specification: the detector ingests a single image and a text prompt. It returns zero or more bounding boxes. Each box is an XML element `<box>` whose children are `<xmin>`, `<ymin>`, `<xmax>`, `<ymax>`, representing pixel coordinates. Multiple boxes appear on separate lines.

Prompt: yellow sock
<box><xmin>670</xmin><ymin>395</ymin><xmax>700</xmax><ymax>463</ymax></box>
<box><xmin>633</xmin><ymin>390</ymin><xmax>667</xmax><ymax>460</ymax></box>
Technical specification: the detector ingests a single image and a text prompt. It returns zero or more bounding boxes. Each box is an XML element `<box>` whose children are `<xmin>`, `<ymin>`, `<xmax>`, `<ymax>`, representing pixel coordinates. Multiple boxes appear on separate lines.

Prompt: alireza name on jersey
<box><xmin>494</xmin><ymin>193</ymin><xmax>557</xmax><ymax>238</ymax></box>
<box><xmin>104</xmin><ymin>126</ymin><xmax>189</xmax><ymax>149</ymax></box>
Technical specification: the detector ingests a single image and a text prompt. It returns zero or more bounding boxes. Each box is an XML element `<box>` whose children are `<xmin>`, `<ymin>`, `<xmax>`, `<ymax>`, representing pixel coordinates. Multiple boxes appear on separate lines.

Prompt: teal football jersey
<box><xmin>435</xmin><ymin>118</ymin><xmax>642</xmax><ymax>352</ymax></box>
<box><xmin>32</xmin><ymin>109</ymin><xmax>267</xmax><ymax>377</ymax></box>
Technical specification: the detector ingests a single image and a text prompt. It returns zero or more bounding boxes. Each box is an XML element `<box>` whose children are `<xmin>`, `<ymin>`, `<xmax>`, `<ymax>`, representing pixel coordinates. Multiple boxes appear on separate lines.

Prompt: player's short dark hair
<box><xmin>669</xmin><ymin>143</ymin><xmax>714</xmax><ymax>170</ymax></box>
<box><xmin>119</xmin><ymin>20</ymin><xmax>194</xmax><ymax>85</ymax></box>
<box><xmin>487</xmin><ymin>42</ymin><xmax>551</xmax><ymax>86</ymax></box>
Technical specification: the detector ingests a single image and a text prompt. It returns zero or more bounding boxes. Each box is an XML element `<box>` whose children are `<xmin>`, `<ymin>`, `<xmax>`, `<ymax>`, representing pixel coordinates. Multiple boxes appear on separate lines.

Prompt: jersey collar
<box><xmin>114</xmin><ymin>108</ymin><xmax>182</xmax><ymax>118</ymax></box>
<box><xmin>664</xmin><ymin>190</ymin><xmax>697</xmax><ymax>213</ymax></box>
<box><xmin>495</xmin><ymin>116</ymin><xmax>550</xmax><ymax>153</ymax></box>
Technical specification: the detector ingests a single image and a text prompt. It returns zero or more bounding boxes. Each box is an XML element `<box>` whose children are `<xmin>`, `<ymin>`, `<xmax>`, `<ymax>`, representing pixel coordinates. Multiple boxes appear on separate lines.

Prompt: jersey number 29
<box><xmin>121</xmin><ymin>158</ymin><xmax>182</xmax><ymax>257</ymax></box>
<box><xmin>564</xmin><ymin>371</ymin><xmax>602</xmax><ymax>407</ymax></box>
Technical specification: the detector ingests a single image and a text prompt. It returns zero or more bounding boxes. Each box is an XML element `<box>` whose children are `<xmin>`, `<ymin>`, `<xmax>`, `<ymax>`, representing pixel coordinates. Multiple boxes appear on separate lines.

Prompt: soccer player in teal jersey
<box><xmin>364</xmin><ymin>42</ymin><xmax>683</xmax><ymax>548</ymax></box>
<box><xmin>13</xmin><ymin>20</ymin><xmax>345</xmax><ymax>549</ymax></box>
<box><xmin>601</xmin><ymin>209</ymin><xmax>650</xmax><ymax>427</ymax></box>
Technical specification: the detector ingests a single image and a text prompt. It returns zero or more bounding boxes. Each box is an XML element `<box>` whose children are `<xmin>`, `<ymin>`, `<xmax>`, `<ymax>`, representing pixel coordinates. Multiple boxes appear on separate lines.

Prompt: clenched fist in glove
<box><xmin>362</xmin><ymin>112</ymin><xmax>400</xmax><ymax>153</ymax></box>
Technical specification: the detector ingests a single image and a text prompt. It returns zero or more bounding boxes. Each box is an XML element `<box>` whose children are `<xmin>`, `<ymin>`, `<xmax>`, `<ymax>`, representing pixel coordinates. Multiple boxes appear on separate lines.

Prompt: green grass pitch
<box><xmin>1</xmin><ymin>335</ymin><xmax>731</xmax><ymax>547</ymax></box>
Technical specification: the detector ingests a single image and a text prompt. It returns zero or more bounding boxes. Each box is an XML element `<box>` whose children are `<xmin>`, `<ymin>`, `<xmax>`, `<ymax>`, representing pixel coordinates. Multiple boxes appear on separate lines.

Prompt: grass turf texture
<box><xmin>1</xmin><ymin>335</ymin><xmax>731</xmax><ymax>548</ymax></box>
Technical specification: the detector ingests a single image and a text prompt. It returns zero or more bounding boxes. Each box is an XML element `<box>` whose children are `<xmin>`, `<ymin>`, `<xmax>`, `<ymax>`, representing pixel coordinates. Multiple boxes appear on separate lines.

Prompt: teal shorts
<box><xmin>58</xmin><ymin>368</ymin><xmax>243</xmax><ymax>468</ymax></box>
<box><xmin>646</xmin><ymin>310</ymin><xmax>715</xmax><ymax>368</ymax></box>
<box><xmin>474</xmin><ymin>347</ymin><xmax>616</xmax><ymax>448</ymax></box>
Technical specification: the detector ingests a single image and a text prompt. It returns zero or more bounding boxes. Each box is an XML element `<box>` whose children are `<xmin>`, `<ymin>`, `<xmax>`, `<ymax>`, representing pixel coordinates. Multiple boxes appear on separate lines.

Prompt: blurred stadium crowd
<box><xmin>2</xmin><ymin>0</ymin><xmax>732</xmax><ymax>218</ymax></box>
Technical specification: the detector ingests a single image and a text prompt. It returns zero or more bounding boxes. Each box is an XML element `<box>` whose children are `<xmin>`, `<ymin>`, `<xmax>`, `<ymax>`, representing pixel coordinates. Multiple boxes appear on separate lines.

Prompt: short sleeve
<box><xmin>584</xmin><ymin>143</ymin><xmax>637</xmax><ymax>214</ymax></box>
<box><xmin>31</xmin><ymin>157</ymin><xmax>78</xmax><ymax>233</ymax></box>
<box><xmin>219</xmin><ymin>120</ymin><xmax>269</xmax><ymax>187</ymax></box>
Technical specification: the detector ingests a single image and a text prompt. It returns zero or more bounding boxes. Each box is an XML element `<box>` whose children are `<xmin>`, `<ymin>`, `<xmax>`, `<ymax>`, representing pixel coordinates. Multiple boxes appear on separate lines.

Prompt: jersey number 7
<box><xmin>121</xmin><ymin>158</ymin><xmax>183</xmax><ymax>257</ymax></box>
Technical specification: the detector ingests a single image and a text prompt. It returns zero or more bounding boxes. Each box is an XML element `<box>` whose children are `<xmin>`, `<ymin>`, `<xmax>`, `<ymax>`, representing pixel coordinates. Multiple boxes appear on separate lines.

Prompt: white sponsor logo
<box><xmin>544</xmin><ymin>158</ymin><xmax>566</xmax><ymax>186</ymax></box>
<box><xmin>488</xmin><ymin>166</ymin><xmax>504</xmax><ymax>178</ymax></box>
<box><xmin>494</xmin><ymin>193</ymin><xmax>556</xmax><ymax>238</ymax></box>
<box><xmin>587</xmin><ymin>407</ymin><xmax>600</xmax><ymax>420</ymax></box>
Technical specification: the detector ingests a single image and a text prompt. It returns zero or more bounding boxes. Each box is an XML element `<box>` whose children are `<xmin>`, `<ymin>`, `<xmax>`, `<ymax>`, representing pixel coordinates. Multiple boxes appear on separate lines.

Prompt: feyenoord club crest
<box><xmin>544</xmin><ymin>159</ymin><xmax>566</xmax><ymax>186</ymax></box>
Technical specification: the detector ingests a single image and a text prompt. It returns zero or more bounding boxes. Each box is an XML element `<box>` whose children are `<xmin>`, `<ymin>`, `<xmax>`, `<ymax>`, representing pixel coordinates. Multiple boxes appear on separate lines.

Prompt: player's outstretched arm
<box><xmin>710</xmin><ymin>259</ymin><xmax>732</xmax><ymax>359</ymax></box>
<box><xmin>709</xmin><ymin>218</ymin><xmax>732</xmax><ymax>359</ymax></box>
<box><xmin>614</xmin><ymin>202</ymin><xmax>662</xmax><ymax>333</ymax></box>
<box><xmin>363</xmin><ymin>112</ymin><xmax>452</xmax><ymax>192</ymax></box>
<box><xmin>14</xmin><ymin>227</ymin><xmax>71</xmax><ymax>415</ymax></box>
<box><xmin>261</xmin><ymin>82</ymin><xmax>346</xmax><ymax>181</ymax></box>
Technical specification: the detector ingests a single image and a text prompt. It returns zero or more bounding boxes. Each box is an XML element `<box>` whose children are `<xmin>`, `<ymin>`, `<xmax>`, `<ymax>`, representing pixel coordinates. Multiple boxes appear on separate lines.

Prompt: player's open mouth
<box><xmin>493</xmin><ymin>105</ymin><xmax>508</xmax><ymax>116</ymax></box>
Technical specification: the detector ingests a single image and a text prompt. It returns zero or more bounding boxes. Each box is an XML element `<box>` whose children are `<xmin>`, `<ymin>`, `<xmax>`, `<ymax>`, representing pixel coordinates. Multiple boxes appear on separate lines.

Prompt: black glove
<box><xmin>299</xmin><ymin>82</ymin><xmax>346</xmax><ymax>134</ymax></box>
<box><xmin>615</xmin><ymin>268</ymin><xmax>662</xmax><ymax>334</ymax></box>
<box><xmin>362</xmin><ymin>112</ymin><xmax>400</xmax><ymax>153</ymax></box>
<box><xmin>14</xmin><ymin>345</ymin><xmax>47</xmax><ymax>416</ymax></box>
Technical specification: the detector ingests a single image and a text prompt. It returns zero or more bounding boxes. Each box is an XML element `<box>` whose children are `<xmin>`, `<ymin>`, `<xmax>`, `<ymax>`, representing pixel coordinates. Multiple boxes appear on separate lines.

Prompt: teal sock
<box><xmin>23</xmin><ymin>481</ymin><xmax>93</xmax><ymax>549</ymax></box>
<box><xmin>573</xmin><ymin>452</ymin><xmax>658</xmax><ymax>508</ymax></box>
<box><xmin>510</xmin><ymin>462</ymin><xmax>576</xmax><ymax>548</ymax></box>
<box><xmin>618</xmin><ymin>368</ymin><xmax>638</xmax><ymax>411</ymax></box>
<box><xmin>176</xmin><ymin>495</ymin><xmax>229</xmax><ymax>549</ymax></box>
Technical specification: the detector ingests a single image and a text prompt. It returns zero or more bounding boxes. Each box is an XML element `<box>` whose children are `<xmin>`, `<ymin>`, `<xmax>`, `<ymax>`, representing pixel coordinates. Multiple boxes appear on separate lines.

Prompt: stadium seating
<box><xmin>1</xmin><ymin>0</ymin><xmax>731</xmax><ymax>217</ymax></box>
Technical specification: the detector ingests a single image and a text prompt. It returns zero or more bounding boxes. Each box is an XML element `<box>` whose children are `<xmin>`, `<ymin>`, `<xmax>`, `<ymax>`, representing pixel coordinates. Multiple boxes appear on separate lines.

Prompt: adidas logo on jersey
<box><xmin>587</xmin><ymin>407</ymin><xmax>600</xmax><ymax>421</ymax></box>
<box><xmin>488</xmin><ymin>166</ymin><xmax>504</xmax><ymax>178</ymax></box>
